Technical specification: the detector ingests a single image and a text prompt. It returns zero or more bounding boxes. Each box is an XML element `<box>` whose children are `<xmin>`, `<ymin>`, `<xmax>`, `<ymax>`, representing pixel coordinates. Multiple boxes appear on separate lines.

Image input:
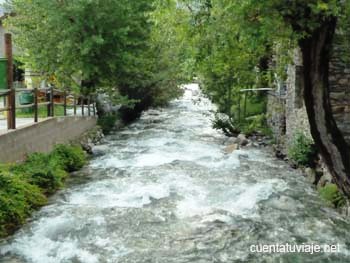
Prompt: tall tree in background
<box><xmin>186</xmin><ymin>0</ymin><xmax>350</xmax><ymax>195</ymax></box>
<box><xmin>5</xmin><ymin>0</ymin><xmax>184</xmax><ymax>120</ymax></box>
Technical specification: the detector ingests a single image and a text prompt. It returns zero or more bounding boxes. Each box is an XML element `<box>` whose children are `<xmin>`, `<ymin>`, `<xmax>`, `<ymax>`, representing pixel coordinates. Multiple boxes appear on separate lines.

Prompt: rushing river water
<box><xmin>1</xmin><ymin>84</ymin><xmax>350</xmax><ymax>263</ymax></box>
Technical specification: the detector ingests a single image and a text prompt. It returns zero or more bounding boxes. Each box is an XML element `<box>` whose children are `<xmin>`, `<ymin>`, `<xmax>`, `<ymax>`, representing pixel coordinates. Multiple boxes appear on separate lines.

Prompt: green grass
<box><xmin>231</xmin><ymin>95</ymin><xmax>267</xmax><ymax>119</ymax></box>
<box><xmin>0</xmin><ymin>144</ymin><xmax>87</xmax><ymax>238</ymax></box>
<box><xmin>16</xmin><ymin>105</ymin><xmax>67</xmax><ymax>118</ymax></box>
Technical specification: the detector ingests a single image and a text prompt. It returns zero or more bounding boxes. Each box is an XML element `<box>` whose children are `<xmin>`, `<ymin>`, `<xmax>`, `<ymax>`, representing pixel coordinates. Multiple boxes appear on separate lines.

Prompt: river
<box><xmin>1</xmin><ymin>84</ymin><xmax>350</xmax><ymax>262</ymax></box>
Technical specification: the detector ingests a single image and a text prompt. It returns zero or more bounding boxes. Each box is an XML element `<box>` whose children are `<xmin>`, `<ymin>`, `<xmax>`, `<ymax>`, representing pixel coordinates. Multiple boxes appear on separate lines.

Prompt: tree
<box><xmin>185</xmin><ymin>0</ymin><xmax>350</xmax><ymax>195</ymax></box>
<box><xmin>4</xmin><ymin>0</ymin><xmax>183</xmax><ymax>120</ymax></box>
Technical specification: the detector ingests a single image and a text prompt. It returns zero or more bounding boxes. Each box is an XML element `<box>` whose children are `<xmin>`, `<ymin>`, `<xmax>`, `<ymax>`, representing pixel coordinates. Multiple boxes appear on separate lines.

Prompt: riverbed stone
<box><xmin>224</xmin><ymin>144</ymin><xmax>239</xmax><ymax>154</ymax></box>
<box><xmin>317</xmin><ymin>172</ymin><xmax>333</xmax><ymax>189</ymax></box>
<box><xmin>237</xmin><ymin>134</ymin><xmax>249</xmax><ymax>146</ymax></box>
<box><xmin>304</xmin><ymin>168</ymin><xmax>316</xmax><ymax>184</ymax></box>
<box><xmin>92</xmin><ymin>145</ymin><xmax>109</xmax><ymax>156</ymax></box>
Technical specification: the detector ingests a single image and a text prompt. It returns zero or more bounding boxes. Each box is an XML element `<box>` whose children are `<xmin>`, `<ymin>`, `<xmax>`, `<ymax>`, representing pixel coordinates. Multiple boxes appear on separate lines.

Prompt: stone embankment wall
<box><xmin>266</xmin><ymin>28</ymin><xmax>350</xmax><ymax>202</ymax></box>
<box><xmin>329</xmin><ymin>28</ymin><xmax>350</xmax><ymax>144</ymax></box>
<box><xmin>0</xmin><ymin>116</ymin><xmax>97</xmax><ymax>163</ymax></box>
<box><xmin>267</xmin><ymin>30</ymin><xmax>350</xmax><ymax>153</ymax></box>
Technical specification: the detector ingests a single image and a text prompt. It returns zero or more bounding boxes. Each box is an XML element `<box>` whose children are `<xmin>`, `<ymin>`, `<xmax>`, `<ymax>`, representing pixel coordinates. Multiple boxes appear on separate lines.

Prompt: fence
<box><xmin>0</xmin><ymin>87</ymin><xmax>96</xmax><ymax>130</ymax></box>
<box><xmin>0</xmin><ymin>33</ymin><xmax>96</xmax><ymax>131</ymax></box>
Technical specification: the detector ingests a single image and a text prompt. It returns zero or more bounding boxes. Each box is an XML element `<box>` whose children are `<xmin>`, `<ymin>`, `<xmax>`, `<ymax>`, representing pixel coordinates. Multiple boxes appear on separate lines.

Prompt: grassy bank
<box><xmin>0</xmin><ymin>144</ymin><xmax>86</xmax><ymax>238</ymax></box>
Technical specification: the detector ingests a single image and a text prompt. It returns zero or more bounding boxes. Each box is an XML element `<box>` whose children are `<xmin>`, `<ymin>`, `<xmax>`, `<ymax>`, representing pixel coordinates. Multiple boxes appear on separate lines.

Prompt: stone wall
<box><xmin>329</xmin><ymin>28</ymin><xmax>350</xmax><ymax>144</ymax></box>
<box><xmin>0</xmin><ymin>116</ymin><xmax>97</xmax><ymax>163</ymax></box>
<box><xmin>267</xmin><ymin>31</ymin><xmax>350</xmax><ymax>153</ymax></box>
<box><xmin>267</xmin><ymin>49</ymin><xmax>311</xmax><ymax>154</ymax></box>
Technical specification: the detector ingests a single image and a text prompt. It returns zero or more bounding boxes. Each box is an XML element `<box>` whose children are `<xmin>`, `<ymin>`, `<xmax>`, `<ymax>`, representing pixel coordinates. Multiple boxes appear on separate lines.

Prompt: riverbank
<box><xmin>2</xmin><ymin>85</ymin><xmax>349</xmax><ymax>262</ymax></box>
<box><xmin>0</xmin><ymin>126</ymin><xmax>104</xmax><ymax>239</ymax></box>
<box><xmin>223</xmin><ymin>130</ymin><xmax>350</xmax><ymax>215</ymax></box>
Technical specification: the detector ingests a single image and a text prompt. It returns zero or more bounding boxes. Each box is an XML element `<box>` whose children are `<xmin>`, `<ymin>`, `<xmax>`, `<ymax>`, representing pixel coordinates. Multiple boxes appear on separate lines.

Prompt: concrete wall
<box><xmin>0</xmin><ymin>116</ymin><xmax>97</xmax><ymax>163</ymax></box>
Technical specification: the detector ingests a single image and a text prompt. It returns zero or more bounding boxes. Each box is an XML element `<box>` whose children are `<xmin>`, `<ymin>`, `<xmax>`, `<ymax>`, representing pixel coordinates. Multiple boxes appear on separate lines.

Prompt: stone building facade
<box><xmin>267</xmin><ymin>28</ymin><xmax>350</xmax><ymax>154</ymax></box>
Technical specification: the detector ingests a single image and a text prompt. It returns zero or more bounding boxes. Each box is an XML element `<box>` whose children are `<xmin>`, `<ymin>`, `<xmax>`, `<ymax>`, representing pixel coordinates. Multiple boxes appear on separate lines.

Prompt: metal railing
<box><xmin>0</xmin><ymin>86</ymin><xmax>97</xmax><ymax>130</ymax></box>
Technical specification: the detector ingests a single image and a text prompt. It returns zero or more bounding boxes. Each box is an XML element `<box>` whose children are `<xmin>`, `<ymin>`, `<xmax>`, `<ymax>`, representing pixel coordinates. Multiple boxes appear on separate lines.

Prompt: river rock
<box><xmin>224</xmin><ymin>144</ymin><xmax>239</xmax><ymax>154</ymax></box>
<box><xmin>224</xmin><ymin>136</ymin><xmax>239</xmax><ymax>145</ymax></box>
<box><xmin>317</xmin><ymin>171</ymin><xmax>333</xmax><ymax>189</ymax></box>
<box><xmin>92</xmin><ymin>145</ymin><xmax>109</xmax><ymax>156</ymax></box>
<box><xmin>304</xmin><ymin>168</ymin><xmax>316</xmax><ymax>184</ymax></box>
<box><xmin>237</xmin><ymin>134</ymin><xmax>249</xmax><ymax>146</ymax></box>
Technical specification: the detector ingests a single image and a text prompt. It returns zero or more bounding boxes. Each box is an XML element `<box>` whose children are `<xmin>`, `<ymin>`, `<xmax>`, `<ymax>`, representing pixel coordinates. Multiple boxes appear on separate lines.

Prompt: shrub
<box><xmin>97</xmin><ymin>115</ymin><xmax>118</xmax><ymax>134</ymax></box>
<box><xmin>319</xmin><ymin>184</ymin><xmax>346</xmax><ymax>208</ymax></box>
<box><xmin>212</xmin><ymin>114</ymin><xmax>240</xmax><ymax>136</ymax></box>
<box><xmin>288</xmin><ymin>132</ymin><xmax>317</xmax><ymax>166</ymax></box>
<box><xmin>51</xmin><ymin>144</ymin><xmax>86</xmax><ymax>172</ymax></box>
<box><xmin>241</xmin><ymin>114</ymin><xmax>271</xmax><ymax>136</ymax></box>
<box><xmin>0</xmin><ymin>171</ymin><xmax>47</xmax><ymax>237</ymax></box>
<box><xmin>0</xmin><ymin>144</ymin><xmax>87</xmax><ymax>238</ymax></box>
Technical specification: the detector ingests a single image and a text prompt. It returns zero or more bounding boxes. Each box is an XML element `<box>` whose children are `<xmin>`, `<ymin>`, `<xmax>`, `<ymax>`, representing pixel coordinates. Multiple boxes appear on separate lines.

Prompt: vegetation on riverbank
<box><xmin>97</xmin><ymin>115</ymin><xmax>120</xmax><ymax>135</ymax></box>
<box><xmin>0</xmin><ymin>144</ymin><xmax>86</xmax><ymax>238</ymax></box>
<box><xmin>4</xmin><ymin>0</ymin><xmax>187</xmax><ymax>122</ymax></box>
<box><xmin>288</xmin><ymin>133</ymin><xmax>317</xmax><ymax>167</ymax></box>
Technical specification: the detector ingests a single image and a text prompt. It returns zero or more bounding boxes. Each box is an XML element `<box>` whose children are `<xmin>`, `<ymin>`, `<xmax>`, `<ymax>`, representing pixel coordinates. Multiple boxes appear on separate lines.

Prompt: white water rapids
<box><xmin>1</xmin><ymin>84</ymin><xmax>350</xmax><ymax>262</ymax></box>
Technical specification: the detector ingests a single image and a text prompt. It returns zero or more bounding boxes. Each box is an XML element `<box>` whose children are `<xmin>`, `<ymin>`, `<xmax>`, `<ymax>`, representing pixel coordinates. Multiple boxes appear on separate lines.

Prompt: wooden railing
<box><xmin>0</xmin><ymin>87</ymin><xmax>97</xmax><ymax>130</ymax></box>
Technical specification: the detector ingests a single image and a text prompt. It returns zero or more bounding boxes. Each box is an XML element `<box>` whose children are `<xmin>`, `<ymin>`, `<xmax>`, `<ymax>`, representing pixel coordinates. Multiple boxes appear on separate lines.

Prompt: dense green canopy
<box><xmin>4</xmin><ymin>0</ymin><xmax>185</xmax><ymax>116</ymax></box>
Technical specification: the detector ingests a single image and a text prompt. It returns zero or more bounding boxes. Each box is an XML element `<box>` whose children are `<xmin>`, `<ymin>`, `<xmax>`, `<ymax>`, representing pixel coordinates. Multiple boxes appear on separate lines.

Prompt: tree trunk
<box><xmin>299</xmin><ymin>17</ymin><xmax>350</xmax><ymax>196</ymax></box>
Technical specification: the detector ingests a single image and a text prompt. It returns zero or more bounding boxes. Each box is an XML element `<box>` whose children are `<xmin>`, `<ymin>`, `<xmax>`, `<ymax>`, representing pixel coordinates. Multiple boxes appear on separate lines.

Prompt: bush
<box><xmin>319</xmin><ymin>184</ymin><xmax>346</xmax><ymax>208</ymax></box>
<box><xmin>241</xmin><ymin>114</ymin><xmax>271</xmax><ymax>136</ymax></box>
<box><xmin>97</xmin><ymin>115</ymin><xmax>118</xmax><ymax>134</ymax></box>
<box><xmin>0</xmin><ymin>171</ymin><xmax>47</xmax><ymax>237</ymax></box>
<box><xmin>0</xmin><ymin>144</ymin><xmax>87</xmax><ymax>237</ymax></box>
<box><xmin>0</xmin><ymin>144</ymin><xmax>88</xmax><ymax>238</ymax></box>
<box><xmin>288</xmin><ymin>132</ymin><xmax>317</xmax><ymax>166</ymax></box>
<box><xmin>11</xmin><ymin>153</ymin><xmax>68</xmax><ymax>194</ymax></box>
<box><xmin>51</xmin><ymin>144</ymin><xmax>86</xmax><ymax>172</ymax></box>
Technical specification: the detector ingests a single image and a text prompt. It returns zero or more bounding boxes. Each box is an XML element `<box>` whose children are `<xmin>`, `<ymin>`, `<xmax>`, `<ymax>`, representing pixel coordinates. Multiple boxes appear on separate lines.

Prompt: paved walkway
<box><xmin>0</xmin><ymin>106</ymin><xmax>91</xmax><ymax>134</ymax></box>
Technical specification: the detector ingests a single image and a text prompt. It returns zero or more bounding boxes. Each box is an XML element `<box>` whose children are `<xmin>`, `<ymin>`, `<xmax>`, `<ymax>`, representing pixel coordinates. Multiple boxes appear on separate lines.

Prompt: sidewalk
<box><xmin>0</xmin><ymin>106</ymin><xmax>89</xmax><ymax>134</ymax></box>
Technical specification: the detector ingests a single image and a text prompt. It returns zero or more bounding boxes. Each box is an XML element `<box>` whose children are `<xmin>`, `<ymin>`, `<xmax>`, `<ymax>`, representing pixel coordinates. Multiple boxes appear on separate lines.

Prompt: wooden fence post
<box><xmin>50</xmin><ymin>86</ymin><xmax>54</xmax><ymax>117</ymax></box>
<box><xmin>34</xmin><ymin>88</ymin><xmax>38</xmax><ymax>122</ymax></box>
<box><xmin>88</xmin><ymin>96</ymin><xmax>91</xmax><ymax>116</ymax></box>
<box><xmin>73</xmin><ymin>95</ymin><xmax>77</xmax><ymax>115</ymax></box>
<box><xmin>63</xmin><ymin>90</ymin><xmax>67</xmax><ymax>116</ymax></box>
<box><xmin>5</xmin><ymin>33</ymin><xmax>15</xmax><ymax>129</ymax></box>
<box><xmin>81</xmin><ymin>96</ymin><xmax>84</xmax><ymax>116</ymax></box>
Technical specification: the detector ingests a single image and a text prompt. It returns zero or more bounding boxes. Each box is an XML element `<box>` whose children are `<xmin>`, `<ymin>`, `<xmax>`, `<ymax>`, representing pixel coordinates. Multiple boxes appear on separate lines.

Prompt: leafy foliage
<box><xmin>288</xmin><ymin>132</ymin><xmax>317</xmax><ymax>166</ymax></box>
<box><xmin>0</xmin><ymin>170</ymin><xmax>46</xmax><ymax>237</ymax></box>
<box><xmin>319</xmin><ymin>184</ymin><xmax>346</xmax><ymax>208</ymax></box>
<box><xmin>97</xmin><ymin>115</ymin><xmax>118</xmax><ymax>135</ymax></box>
<box><xmin>5</xmin><ymin>0</ymin><xmax>184</xmax><ymax>119</ymax></box>
<box><xmin>0</xmin><ymin>144</ymin><xmax>87</xmax><ymax>238</ymax></box>
<box><xmin>51</xmin><ymin>144</ymin><xmax>86</xmax><ymax>172</ymax></box>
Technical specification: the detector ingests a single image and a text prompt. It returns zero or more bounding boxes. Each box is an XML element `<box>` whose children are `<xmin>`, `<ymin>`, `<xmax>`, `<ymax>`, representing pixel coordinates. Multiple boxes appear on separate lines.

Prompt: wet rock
<box><xmin>92</xmin><ymin>145</ymin><xmax>109</xmax><ymax>156</ymax></box>
<box><xmin>317</xmin><ymin>172</ymin><xmax>333</xmax><ymax>189</ymax></box>
<box><xmin>224</xmin><ymin>136</ymin><xmax>238</xmax><ymax>145</ymax></box>
<box><xmin>237</xmin><ymin>134</ymin><xmax>249</xmax><ymax>146</ymax></box>
<box><xmin>224</xmin><ymin>144</ymin><xmax>239</xmax><ymax>154</ymax></box>
<box><xmin>304</xmin><ymin>168</ymin><xmax>316</xmax><ymax>184</ymax></box>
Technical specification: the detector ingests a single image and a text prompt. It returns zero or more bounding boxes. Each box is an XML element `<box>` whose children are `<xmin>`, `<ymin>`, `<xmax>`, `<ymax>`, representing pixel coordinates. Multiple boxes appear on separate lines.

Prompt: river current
<box><xmin>1</xmin><ymin>84</ymin><xmax>350</xmax><ymax>263</ymax></box>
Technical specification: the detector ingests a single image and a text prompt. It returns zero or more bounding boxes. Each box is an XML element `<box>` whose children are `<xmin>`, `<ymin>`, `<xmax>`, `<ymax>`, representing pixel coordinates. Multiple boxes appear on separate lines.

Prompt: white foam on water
<box><xmin>1</xmin><ymin>219</ymin><xmax>100</xmax><ymax>263</ymax></box>
<box><xmin>175</xmin><ymin>179</ymin><xmax>288</xmax><ymax>219</ymax></box>
<box><xmin>68</xmin><ymin>179</ymin><xmax>171</xmax><ymax>208</ymax></box>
